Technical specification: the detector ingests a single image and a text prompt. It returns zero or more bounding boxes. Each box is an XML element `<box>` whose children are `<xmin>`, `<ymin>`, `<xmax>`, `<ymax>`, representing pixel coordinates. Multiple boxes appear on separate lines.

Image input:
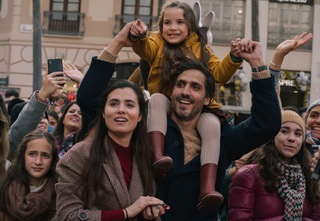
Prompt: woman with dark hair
<box><xmin>51</xmin><ymin>102</ymin><xmax>82</xmax><ymax>158</ymax></box>
<box><xmin>56</xmin><ymin>80</ymin><xmax>165</xmax><ymax>220</ymax></box>
<box><xmin>48</xmin><ymin>110</ymin><xmax>59</xmax><ymax>132</ymax></box>
<box><xmin>0</xmin><ymin>130</ymin><xmax>59</xmax><ymax>221</ymax></box>
<box><xmin>228</xmin><ymin>112</ymin><xmax>320</xmax><ymax>220</ymax></box>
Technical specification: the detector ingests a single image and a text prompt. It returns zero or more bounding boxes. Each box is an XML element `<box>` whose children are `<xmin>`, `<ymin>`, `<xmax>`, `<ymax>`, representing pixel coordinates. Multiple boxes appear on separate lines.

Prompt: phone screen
<box><xmin>48</xmin><ymin>59</ymin><xmax>64</xmax><ymax>86</ymax></box>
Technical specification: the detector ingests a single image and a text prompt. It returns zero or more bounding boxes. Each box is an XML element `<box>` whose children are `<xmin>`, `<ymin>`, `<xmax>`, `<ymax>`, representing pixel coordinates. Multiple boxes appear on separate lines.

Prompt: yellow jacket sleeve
<box><xmin>132</xmin><ymin>33</ymin><xmax>162</xmax><ymax>65</ymax></box>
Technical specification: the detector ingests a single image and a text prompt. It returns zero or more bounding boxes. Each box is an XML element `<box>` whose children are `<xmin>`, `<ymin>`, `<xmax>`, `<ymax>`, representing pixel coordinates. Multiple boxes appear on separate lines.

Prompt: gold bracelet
<box><xmin>270</xmin><ymin>60</ymin><xmax>281</xmax><ymax>67</ymax></box>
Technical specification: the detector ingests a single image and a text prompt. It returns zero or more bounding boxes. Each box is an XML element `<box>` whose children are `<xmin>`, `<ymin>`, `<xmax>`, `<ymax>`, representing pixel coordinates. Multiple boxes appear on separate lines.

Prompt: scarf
<box><xmin>55</xmin><ymin>128</ymin><xmax>80</xmax><ymax>158</ymax></box>
<box><xmin>276</xmin><ymin>159</ymin><xmax>306</xmax><ymax>221</ymax></box>
<box><xmin>5</xmin><ymin>177</ymin><xmax>56</xmax><ymax>221</ymax></box>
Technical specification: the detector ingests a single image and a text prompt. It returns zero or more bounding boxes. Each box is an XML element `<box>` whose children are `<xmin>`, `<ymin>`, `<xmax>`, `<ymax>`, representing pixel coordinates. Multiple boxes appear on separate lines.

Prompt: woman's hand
<box><xmin>271</xmin><ymin>32</ymin><xmax>313</xmax><ymax>70</ymax></box>
<box><xmin>63</xmin><ymin>63</ymin><xmax>83</xmax><ymax>84</ymax></box>
<box><xmin>311</xmin><ymin>149</ymin><xmax>319</xmax><ymax>173</ymax></box>
<box><xmin>125</xmin><ymin>196</ymin><xmax>164</xmax><ymax>219</ymax></box>
<box><xmin>141</xmin><ymin>204</ymin><xmax>165</xmax><ymax>220</ymax></box>
<box><xmin>38</xmin><ymin>70</ymin><xmax>67</xmax><ymax>101</ymax></box>
<box><xmin>54</xmin><ymin>98</ymin><xmax>65</xmax><ymax>109</ymax></box>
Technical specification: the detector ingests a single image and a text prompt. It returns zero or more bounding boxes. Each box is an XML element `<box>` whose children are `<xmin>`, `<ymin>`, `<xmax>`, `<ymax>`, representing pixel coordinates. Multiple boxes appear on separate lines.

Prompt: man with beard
<box><xmin>155</xmin><ymin>42</ymin><xmax>282</xmax><ymax>221</ymax></box>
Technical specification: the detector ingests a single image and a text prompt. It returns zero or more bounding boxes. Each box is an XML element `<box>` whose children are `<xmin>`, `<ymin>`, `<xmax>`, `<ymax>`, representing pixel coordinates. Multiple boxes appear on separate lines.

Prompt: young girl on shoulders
<box><xmin>0</xmin><ymin>130</ymin><xmax>59</xmax><ymax>221</ymax></box>
<box><xmin>130</xmin><ymin>0</ymin><xmax>248</xmax><ymax>211</ymax></box>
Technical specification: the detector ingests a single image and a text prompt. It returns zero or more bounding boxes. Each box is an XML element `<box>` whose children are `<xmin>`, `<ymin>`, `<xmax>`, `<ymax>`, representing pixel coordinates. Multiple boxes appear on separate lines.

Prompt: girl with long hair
<box><xmin>56</xmin><ymin>80</ymin><xmax>165</xmax><ymax>220</ymax></box>
<box><xmin>0</xmin><ymin>107</ymin><xmax>9</xmax><ymax>177</ymax></box>
<box><xmin>52</xmin><ymin>102</ymin><xmax>82</xmax><ymax>158</ymax></box>
<box><xmin>0</xmin><ymin>130</ymin><xmax>59</xmax><ymax>221</ymax></box>
<box><xmin>228</xmin><ymin>110</ymin><xmax>320</xmax><ymax>220</ymax></box>
<box><xmin>129</xmin><ymin>0</ymin><xmax>247</xmax><ymax>211</ymax></box>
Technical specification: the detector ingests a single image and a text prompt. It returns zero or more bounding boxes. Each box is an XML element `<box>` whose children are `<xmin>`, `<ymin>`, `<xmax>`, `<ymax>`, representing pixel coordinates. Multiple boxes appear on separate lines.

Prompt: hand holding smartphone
<box><xmin>48</xmin><ymin>59</ymin><xmax>64</xmax><ymax>86</ymax></box>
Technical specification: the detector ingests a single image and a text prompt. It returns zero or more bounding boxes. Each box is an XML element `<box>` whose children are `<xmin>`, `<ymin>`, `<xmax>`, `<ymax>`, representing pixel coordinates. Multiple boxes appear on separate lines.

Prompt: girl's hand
<box><xmin>130</xmin><ymin>19</ymin><xmax>148</xmax><ymax>36</ymax></box>
<box><xmin>63</xmin><ymin>63</ymin><xmax>83</xmax><ymax>84</ymax></box>
<box><xmin>125</xmin><ymin>196</ymin><xmax>164</xmax><ymax>218</ymax></box>
<box><xmin>230</xmin><ymin>38</ymin><xmax>241</xmax><ymax>57</ymax></box>
<box><xmin>141</xmin><ymin>204</ymin><xmax>165</xmax><ymax>220</ymax></box>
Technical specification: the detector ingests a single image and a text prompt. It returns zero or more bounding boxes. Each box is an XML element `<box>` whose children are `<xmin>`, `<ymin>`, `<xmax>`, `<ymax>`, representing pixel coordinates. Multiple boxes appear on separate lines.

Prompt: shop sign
<box><xmin>279</xmin><ymin>79</ymin><xmax>294</xmax><ymax>87</ymax></box>
<box><xmin>269</xmin><ymin>0</ymin><xmax>313</xmax><ymax>4</ymax></box>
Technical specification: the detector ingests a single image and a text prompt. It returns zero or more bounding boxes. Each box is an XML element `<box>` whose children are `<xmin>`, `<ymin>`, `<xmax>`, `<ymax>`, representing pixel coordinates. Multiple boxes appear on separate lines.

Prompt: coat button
<box><xmin>80</xmin><ymin>212</ymin><xmax>86</xmax><ymax>218</ymax></box>
<box><xmin>174</xmin><ymin>140</ymin><xmax>179</xmax><ymax>146</ymax></box>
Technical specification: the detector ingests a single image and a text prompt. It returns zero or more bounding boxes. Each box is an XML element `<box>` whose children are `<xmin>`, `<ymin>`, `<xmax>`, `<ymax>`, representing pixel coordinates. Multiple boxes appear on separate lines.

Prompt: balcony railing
<box><xmin>268</xmin><ymin>26</ymin><xmax>312</xmax><ymax>50</ymax></box>
<box><xmin>113</xmin><ymin>14</ymin><xmax>158</xmax><ymax>36</ymax></box>
<box><xmin>42</xmin><ymin>11</ymin><xmax>85</xmax><ymax>37</ymax></box>
<box><xmin>210</xmin><ymin>23</ymin><xmax>245</xmax><ymax>45</ymax></box>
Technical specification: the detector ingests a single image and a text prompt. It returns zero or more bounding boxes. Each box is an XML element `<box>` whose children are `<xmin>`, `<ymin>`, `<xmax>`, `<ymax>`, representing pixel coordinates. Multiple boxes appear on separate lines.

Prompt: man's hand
<box><xmin>231</xmin><ymin>38</ymin><xmax>255</xmax><ymax>58</ymax></box>
<box><xmin>63</xmin><ymin>63</ymin><xmax>83</xmax><ymax>84</ymax></box>
<box><xmin>38</xmin><ymin>70</ymin><xmax>66</xmax><ymax>101</ymax></box>
<box><xmin>239</xmin><ymin>41</ymin><xmax>265</xmax><ymax>69</ymax></box>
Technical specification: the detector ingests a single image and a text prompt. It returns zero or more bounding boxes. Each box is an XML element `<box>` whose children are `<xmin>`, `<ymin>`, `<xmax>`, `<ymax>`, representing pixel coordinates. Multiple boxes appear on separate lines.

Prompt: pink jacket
<box><xmin>228</xmin><ymin>164</ymin><xmax>320</xmax><ymax>221</ymax></box>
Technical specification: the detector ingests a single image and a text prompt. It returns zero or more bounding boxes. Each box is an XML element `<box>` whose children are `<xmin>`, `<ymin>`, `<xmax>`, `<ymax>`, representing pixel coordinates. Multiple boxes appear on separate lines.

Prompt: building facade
<box><xmin>0</xmin><ymin>0</ymin><xmax>319</xmax><ymax>110</ymax></box>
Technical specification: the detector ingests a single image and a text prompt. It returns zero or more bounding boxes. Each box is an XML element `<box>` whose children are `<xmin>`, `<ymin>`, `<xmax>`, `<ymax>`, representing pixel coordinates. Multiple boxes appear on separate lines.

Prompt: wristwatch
<box><xmin>252</xmin><ymin>65</ymin><xmax>268</xmax><ymax>72</ymax></box>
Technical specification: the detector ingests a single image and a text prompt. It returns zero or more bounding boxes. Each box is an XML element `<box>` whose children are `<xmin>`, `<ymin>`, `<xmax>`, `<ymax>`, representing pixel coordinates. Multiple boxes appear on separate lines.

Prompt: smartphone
<box><xmin>311</xmin><ymin>145</ymin><xmax>319</xmax><ymax>153</ymax></box>
<box><xmin>48</xmin><ymin>59</ymin><xmax>64</xmax><ymax>86</ymax></box>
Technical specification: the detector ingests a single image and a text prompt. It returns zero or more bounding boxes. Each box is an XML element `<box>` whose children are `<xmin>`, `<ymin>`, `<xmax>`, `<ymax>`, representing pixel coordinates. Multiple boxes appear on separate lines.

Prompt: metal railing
<box><xmin>268</xmin><ymin>26</ymin><xmax>313</xmax><ymax>50</ymax></box>
<box><xmin>42</xmin><ymin>11</ymin><xmax>85</xmax><ymax>37</ymax></box>
<box><xmin>113</xmin><ymin>14</ymin><xmax>158</xmax><ymax>36</ymax></box>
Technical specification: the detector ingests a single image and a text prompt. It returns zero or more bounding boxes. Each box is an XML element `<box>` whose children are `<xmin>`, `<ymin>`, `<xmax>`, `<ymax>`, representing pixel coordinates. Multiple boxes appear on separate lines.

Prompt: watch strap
<box><xmin>252</xmin><ymin>65</ymin><xmax>268</xmax><ymax>73</ymax></box>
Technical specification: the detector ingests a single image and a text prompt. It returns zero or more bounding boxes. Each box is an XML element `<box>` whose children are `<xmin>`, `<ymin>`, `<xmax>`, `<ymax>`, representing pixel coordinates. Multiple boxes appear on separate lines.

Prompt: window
<box><xmin>44</xmin><ymin>0</ymin><xmax>83</xmax><ymax>35</ymax></box>
<box><xmin>200</xmin><ymin>0</ymin><xmax>246</xmax><ymax>44</ymax></box>
<box><xmin>121</xmin><ymin>0</ymin><xmax>154</xmax><ymax>29</ymax></box>
<box><xmin>268</xmin><ymin>3</ymin><xmax>313</xmax><ymax>49</ymax></box>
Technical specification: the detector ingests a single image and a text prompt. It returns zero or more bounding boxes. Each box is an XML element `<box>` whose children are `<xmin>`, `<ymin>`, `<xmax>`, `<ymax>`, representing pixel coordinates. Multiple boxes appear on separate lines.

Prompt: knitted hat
<box><xmin>305</xmin><ymin>99</ymin><xmax>320</xmax><ymax>123</ymax></box>
<box><xmin>10</xmin><ymin>102</ymin><xmax>27</xmax><ymax>126</ymax></box>
<box><xmin>281</xmin><ymin>110</ymin><xmax>305</xmax><ymax>138</ymax></box>
<box><xmin>8</xmin><ymin>98</ymin><xmax>24</xmax><ymax>116</ymax></box>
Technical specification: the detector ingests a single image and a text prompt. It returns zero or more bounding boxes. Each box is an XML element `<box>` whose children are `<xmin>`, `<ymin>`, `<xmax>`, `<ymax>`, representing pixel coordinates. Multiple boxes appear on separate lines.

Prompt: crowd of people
<box><xmin>0</xmin><ymin>1</ymin><xmax>319</xmax><ymax>220</ymax></box>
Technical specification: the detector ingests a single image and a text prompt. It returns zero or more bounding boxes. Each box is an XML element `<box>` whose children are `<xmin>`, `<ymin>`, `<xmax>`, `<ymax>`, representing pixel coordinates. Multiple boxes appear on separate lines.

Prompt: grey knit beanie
<box><xmin>305</xmin><ymin>99</ymin><xmax>320</xmax><ymax>123</ymax></box>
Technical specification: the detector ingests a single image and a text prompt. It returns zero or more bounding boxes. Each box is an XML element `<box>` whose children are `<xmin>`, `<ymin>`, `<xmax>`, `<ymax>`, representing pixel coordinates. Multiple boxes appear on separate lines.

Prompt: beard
<box><xmin>171</xmin><ymin>94</ymin><xmax>206</xmax><ymax>122</ymax></box>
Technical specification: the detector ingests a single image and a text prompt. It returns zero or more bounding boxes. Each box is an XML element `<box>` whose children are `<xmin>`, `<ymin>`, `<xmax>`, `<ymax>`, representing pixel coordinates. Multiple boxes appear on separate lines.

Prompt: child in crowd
<box><xmin>130</xmin><ymin>0</ymin><xmax>247</xmax><ymax>211</ymax></box>
<box><xmin>0</xmin><ymin>130</ymin><xmax>59</xmax><ymax>221</ymax></box>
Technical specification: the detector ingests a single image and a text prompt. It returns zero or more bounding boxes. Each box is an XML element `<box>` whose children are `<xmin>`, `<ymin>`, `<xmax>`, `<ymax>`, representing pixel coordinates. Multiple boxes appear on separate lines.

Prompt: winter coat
<box><xmin>228</xmin><ymin>164</ymin><xmax>320</xmax><ymax>220</ymax></box>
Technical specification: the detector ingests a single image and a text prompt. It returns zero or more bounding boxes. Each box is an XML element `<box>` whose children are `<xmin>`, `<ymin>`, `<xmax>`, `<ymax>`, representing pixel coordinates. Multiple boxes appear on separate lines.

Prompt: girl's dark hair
<box><xmin>0</xmin><ymin>130</ymin><xmax>59</xmax><ymax>212</ymax></box>
<box><xmin>48</xmin><ymin>110</ymin><xmax>59</xmax><ymax>125</ymax></box>
<box><xmin>51</xmin><ymin>102</ymin><xmax>79</xmax><ymax>141</ymax></box>
<box><xmin>75</xmin><ymin>80</ymin><xmax>154</xmax><ymax>197</ymax></box>
<box><xmin>0</xmin><ymin>107</ymin><xmax>9</xmax><ymax>177</ymax></box>
<box><xmin>257</xmin><ymin>139</ymin><xmax>320</xmax><ymax>205</ymax></box>
<box><xmin>157</xmin><ymin>1</ymin><xmax>211</xmax><ymax>93</ymax></box>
